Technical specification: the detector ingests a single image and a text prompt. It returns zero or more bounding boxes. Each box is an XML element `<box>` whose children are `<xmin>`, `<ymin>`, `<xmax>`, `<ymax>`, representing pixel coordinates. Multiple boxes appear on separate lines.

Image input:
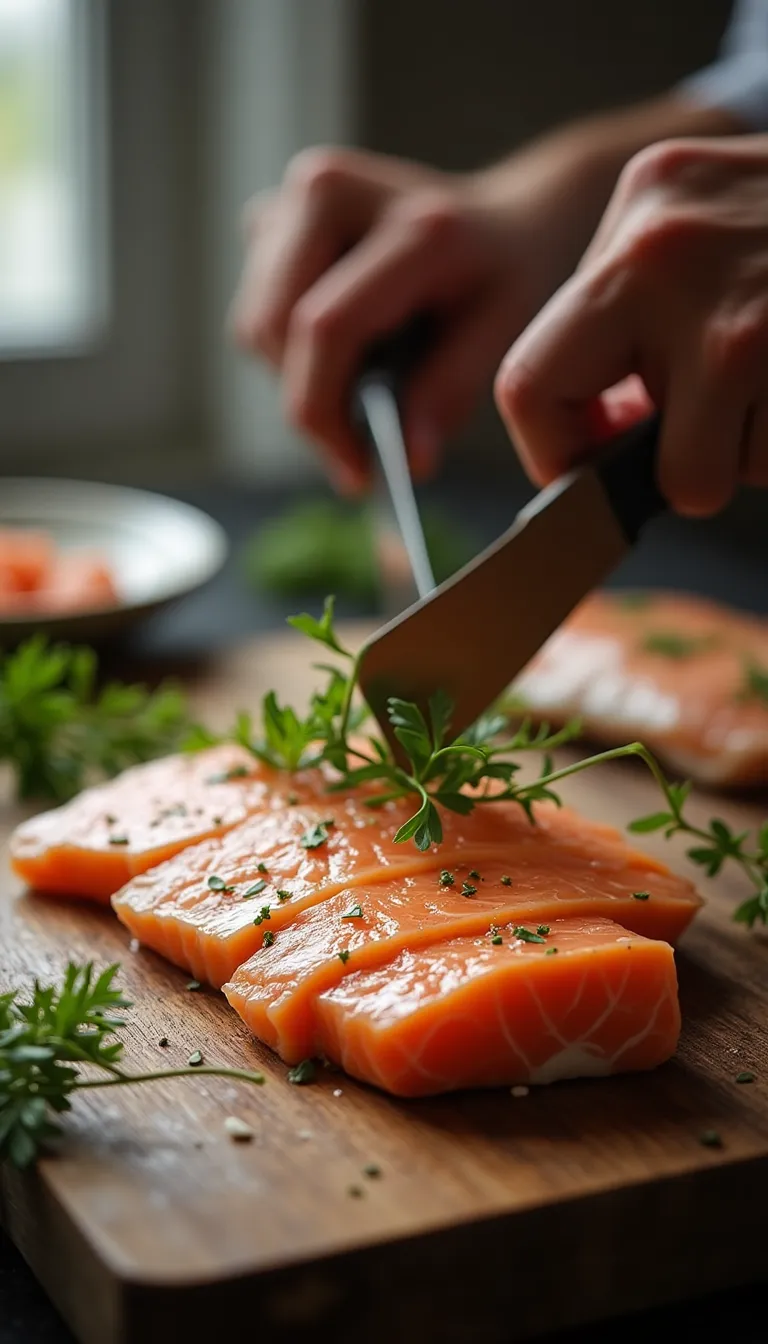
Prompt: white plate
<box><xmin>0</xmin><ymin>478</ymin><xmax>229</xmax><ymax>645</ymax></box>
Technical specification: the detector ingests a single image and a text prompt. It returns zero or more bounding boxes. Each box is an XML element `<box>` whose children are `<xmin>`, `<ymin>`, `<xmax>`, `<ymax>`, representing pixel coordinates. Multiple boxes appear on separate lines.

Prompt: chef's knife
<box><xmin>357</xmin><ymin>411</ymin><xmax>665</xmax><ymax>758</ymax></box>
<box><xmin>351</xmin><ymin>318</ymin><xmax>437</xmax><ymax>616</ymax></box>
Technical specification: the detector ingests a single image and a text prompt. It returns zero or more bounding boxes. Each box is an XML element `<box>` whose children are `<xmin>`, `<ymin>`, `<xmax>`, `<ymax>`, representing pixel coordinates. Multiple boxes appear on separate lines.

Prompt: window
<box><xmin>0</xmin><ymin>0</ymin><xmax>106</xmax><ymax>355</ymax></box>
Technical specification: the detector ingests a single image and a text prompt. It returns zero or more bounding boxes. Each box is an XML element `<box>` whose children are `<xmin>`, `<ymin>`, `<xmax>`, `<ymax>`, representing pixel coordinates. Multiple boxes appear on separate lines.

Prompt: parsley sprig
<box><xmin>0</xmin><ymin>635</ymin><xmax>199</xmax><ymax>802</ymax></box>
<box><xmin>0</xmin><ymin>963</ymin><xmax>264</xmax><ymax>1168</ymax></box>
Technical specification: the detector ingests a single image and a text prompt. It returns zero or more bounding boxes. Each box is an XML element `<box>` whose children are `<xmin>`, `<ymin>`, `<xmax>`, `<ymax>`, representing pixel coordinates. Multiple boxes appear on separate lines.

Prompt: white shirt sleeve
<box><xmin>679</xmin><ymin>0</ymin><xmax>768</xmax><ymax>130</ymax></box>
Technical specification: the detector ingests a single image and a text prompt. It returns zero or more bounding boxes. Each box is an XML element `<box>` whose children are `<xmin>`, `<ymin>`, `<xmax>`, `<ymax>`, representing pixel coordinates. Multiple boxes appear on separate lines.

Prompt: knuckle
<box><xmin>704</xmin><ymin>306</ymin><xmax>768</xmax><ymax>381</ymax></box>
<box><xmin>619</xmin><ymin>139</ymin><xmax>701</xmax><ymax>197</ymax></box>
<box><xmin>284</xmin><ymin>146</ymin><xmax>353</xmax><ymax>199</ymax></box>
<box><xmin>290</xmin><ymin>293</ymin><xmax>344</xmax><ymax>345</ymax></box>
<box><xmin>622</xmin><ymin>206</ymin><xmax>704</xmax><ymax>272</ymax></box>
<box><xmin>494</xmin><ymin>354</ymin><xmax>539</xmax><ymax>423</ymax></box>
<box><xmin>387</xmin><ymin>190</ymin><xmax>465</xmax><ymax>248</ymax></box>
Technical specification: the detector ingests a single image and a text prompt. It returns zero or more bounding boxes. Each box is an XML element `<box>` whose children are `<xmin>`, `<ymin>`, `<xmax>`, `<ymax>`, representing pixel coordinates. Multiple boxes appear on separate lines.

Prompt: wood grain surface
<box><xmin>2</xmin><ymin>623</ymin><xmax>768</xmax><ymax>1344</ymax></box>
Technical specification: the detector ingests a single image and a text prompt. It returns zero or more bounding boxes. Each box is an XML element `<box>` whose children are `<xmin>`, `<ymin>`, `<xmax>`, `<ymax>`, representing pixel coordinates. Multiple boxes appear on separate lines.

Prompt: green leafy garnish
<box><xmin>0</xmin><ymin>635</ymin><xmax>200</xmax><ymax>803</ymax></box>
<box><xmin>300</xmin><ymin>823</ymin><xmax>331</xmax><ymax>850</ymax></box>
<box><xmin>642</xmin><ymin>632</ymin><xmax>718</xmax><ymax>659</ymax></box>
<box><xmin>262</xmin><ymin>930</ymin><xmax>275</xmax><ymax>948</ymax></box>
<box><xmin>287</xmin><ymin>1059</ymin><xmax>316</xmax><ymax>1086</ymax></box>
<box><xmin>243</xmin><ymin>880</ymin><xmax>267</xmax><ymax>898</ymax></box>
<box><xmin>207</xmin><ymin>875</ymin><xmax>234</xmax><ymax>894</ymax></box>
<box><xmin>536</xmin><ymin>925</ymin><xmax>550</xmax><ymax>936</ymax></box>
<box><xmin>739</xmin><ymin>661</ymin><xmax>768</xmax><ymax>704</ymax></box>
<box><xmin>461</xmin><ymin>882</ymin><xmax>477</xmax><ymax>897</ymax></box>
<box><xmin>0</xmin><ymin>963</ymin><xmax>264</xmax><ymax>1168</ymax></box>
<box><xmin>545</xmin><ymin>947</ymin><xmax>558</xmax><ymax>956</ymax></box>
<box><xmin>491</xmin><ymin>934</ymin><xmax>503</xmax><ymax>946</ymax></box>
<box><xmin>632</xmin><ymin>891</ymin><xmax>650</xmax><ymax>902</ymax></box>
<box><xmin>338</xmin><ymin>950</ymin><xmax>351</xmax><ymax>965</ymax></box>
<box><xmin>341</xmin><ymin>904</ymin><xmax>363</xmax><ymax>921</ymax></box>
<box><xmin>513</xmin><ymin>926</ymin><xmax>546</xmax><ymax>944</ymax></box>
<box><xmin>736</xmin><ymin>1071</ymin><xmax>755</xmax><ymax>1084</ymax></box>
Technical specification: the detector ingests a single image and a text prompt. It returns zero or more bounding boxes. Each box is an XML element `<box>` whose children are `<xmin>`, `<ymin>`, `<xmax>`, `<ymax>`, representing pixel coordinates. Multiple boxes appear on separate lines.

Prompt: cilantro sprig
<box><xmin>0</xmin><ymin>635</ymin><xmax>200</xmax><ymax>802</ymax></box>
<box><xmin>0</xmin><ymin>963</ymin><xmax>264</xmax><ymax>1168</ymax></box>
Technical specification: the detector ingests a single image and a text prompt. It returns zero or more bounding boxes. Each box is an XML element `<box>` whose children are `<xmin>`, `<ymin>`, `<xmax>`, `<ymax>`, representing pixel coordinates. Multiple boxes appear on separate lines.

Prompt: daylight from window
<box><xmin>0</xmin><ymin>0</ymin><xmax>96</xmax><ymax>350</ymax></box>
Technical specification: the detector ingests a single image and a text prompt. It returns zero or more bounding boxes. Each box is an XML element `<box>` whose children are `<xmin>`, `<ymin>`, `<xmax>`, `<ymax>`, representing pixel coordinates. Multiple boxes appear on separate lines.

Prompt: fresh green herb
<box><xmin>363</xmin><ymin>1162</ymin><xmax>382</xmax><ymax>1178</ymax></box>
<box><xmin>642</xmin><ymin>632</ymin><xmax>718</xmax><ymax>659</ymax></box>
<box><xmin>514</xmin><ymin>926</ymin><xmax>546</xmax><ymax>945</ymax></box>
<box><xmin>438</xmin><ymin>870</ymin><xmax>455</xmax><ymax>887</ymax></box>
<box><xmin>739</xmin><ymin>661</ymin><xmax>768</xmax><ymax>704</ymax></box>
<box><xmin>0</xmin><ymin>635</ymin><xmax>201</xmax><ymax>804</ymax></box>
<box><xmin>491</xmin><ymin>935</ymin><xmax>503</xmax><ymax>946</ymax></box>
<box><xmin>253</xmin><ymin>906</ymin><xmax>272</xmax><ymax>927</ymax></box>
<box><xmin>243</xmin><ymin>880</ymin><xmax>267</xmax><ymax>898</ymax></box>
<box><xmin>207</xmin><ymin>875</ymin><xmax>233</xmax><ymax>893</ymax></box>
<box><xmin>468</xmin><ymin>869</ymin><xmax>481</xmax><ymax>880</ymax></box>
<box><xmin>501</xmin><ymin>875</ymin><xmax>512</xmax><ymax>887</ymax></box>
<box><xmin>287</xmin><ymin>793</ymin><xmax>299</xmax><ymax>805</ymax></box>
<box><xmin>338</xmin><ymin>950</ymin><xmax>351</xmax><ymax>965</ymax></box>
<box><xmin>256</xmin><ymin>862</ymin><xmax>268</xmax><ymax>874</ymax></box>
<box><xmin>632</xmin><ymin>891</ymin><xmax>650</xmax><ymax>901</ymax></box>
<box><xmin>300</xmin><ymin>823</ymin><xmax>331</xmax><ymax>849</ymax></box>
<box><xmin>287</xmin><ymin>1059</ymin><xmax>316</xmax><ymax>1085</ymax></box>
<box><xmin>536</xmin><ymin>925</ymin><xmax>550</xmax><ymax>936</ymax></box>
<box><xmin>461</xmin><ymin>882</ymin><xmax>477</xmax><ymax>897</ymax></box>
<box><xmin>0</xmin><ymin>963</ymin><xmax>266</xmax><ymax>1169</ymax></box>
<box><xmin>188</xmin><ymin>1050</ymin><xmax>203</xmax><ymax>1067</ymax></box>
<box><xmin>341</xmin><ymin>904</ymin><xmax>363</xmax><ymax>921</ymax></box>
<box><xmin>186</xmin><ymin>980</ymin><xmax>201</xmax><ymax>992</ymax></box>
<box><xmin>736</xmin><ymin>1071</ymin><xmax>755</xmax><ymax>1084</ymax></box>
<box><xmin>699</xmin><ymin>1129</ymin><xmax>723</xmax><ymax>1148</ymax></box>
<box><xmin>108</xmin><ymin>836</ymin><xmax>129</xmax><ymax>846</ymax></box>
<box><xmin>276</xmin><ymin>889</ymin><xmax>291</xmax><ymax>902</ymax></box>
<box><xmin>545</xmin><ymin>947</ymin><xmax>558</xmax><ymax>956</ymax></box>
<box><xmin>262</xmin><ymin>930</ymin><xmax>275</xmax><ymax>948</ymax></box>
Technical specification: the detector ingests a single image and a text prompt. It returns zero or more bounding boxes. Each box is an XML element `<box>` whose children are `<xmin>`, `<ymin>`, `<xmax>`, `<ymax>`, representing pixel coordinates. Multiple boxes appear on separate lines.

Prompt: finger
<box><xmin>283</xmin><ymin>199</ymin><xmax>476</xmax><ymax>486</ymax></box>
<box><xmin>657</xmin><ymin>363</ymin><xmax>744</xmax><ymax>515</ymax></box>
<box><xmin>493</xmin><ymin>270</ymin><xmax>638</xmax><ymax>486</ymax></box>
<box><xmin>403</xmin><ymin>290</ymin><xmax>523</xmax><ymax>480</ymax></box>
<box><xmin>230</xmin><ymin>170</ymin><xmax>390</xmax><ymax>366</ymax></box>
<box><xmin>739</xmin><ymin>404</ymin><xmax>768</xmax><ymax>488</ymax></box>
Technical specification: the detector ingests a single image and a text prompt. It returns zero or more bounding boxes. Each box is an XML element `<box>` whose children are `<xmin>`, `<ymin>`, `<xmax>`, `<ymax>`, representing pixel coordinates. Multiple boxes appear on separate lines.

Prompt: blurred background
<box><xmin>1</xmin><ymin>0</ymin><xmax>764</xmax><ymax>660</ymax></box>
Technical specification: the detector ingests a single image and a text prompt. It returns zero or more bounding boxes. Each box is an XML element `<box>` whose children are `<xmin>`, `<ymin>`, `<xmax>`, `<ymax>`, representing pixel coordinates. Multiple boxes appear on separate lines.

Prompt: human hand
<box><xmin>230</xmin><ymin>146</ymin><xmax>581</xmax><ymax>493</ymax></box>
<box><xmin>494</xmin><ymin>136</ymin><xmax>768</xmax><ymax>516</ymax></box>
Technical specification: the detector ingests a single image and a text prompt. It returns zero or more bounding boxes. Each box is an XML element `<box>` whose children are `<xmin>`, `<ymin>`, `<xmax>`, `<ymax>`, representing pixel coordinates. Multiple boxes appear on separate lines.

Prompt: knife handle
<box><xmin>350</xmin><ymin>313</ymin><xmax>437</xmax><ymax>427</ymax></box>
<box><xmin>594</xmin><ymin>412</ymin><xmax>665</xmax><ymax>544</ymax></box>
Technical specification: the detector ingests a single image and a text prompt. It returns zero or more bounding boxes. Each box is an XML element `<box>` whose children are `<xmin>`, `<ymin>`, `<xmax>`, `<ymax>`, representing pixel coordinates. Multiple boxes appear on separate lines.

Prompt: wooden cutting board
<box><xmin>2</xmin><ymin>623</ymin><xmax>768</xmax><ymax>1344</ymax></box>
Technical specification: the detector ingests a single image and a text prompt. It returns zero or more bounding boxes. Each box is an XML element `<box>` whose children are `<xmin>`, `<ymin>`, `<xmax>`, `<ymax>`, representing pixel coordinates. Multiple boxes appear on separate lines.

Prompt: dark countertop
<box><xmin>2</xmin><ymin>468</ymin><xmax>768</xmax><ymax>1344</ymax></box>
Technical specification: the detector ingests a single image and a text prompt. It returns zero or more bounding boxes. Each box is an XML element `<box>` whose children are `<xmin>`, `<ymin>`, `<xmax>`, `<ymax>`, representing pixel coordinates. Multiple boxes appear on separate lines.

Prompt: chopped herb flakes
<box><xmin>348</xmin><ymin>1184</ymin><xmax>364</xmax><ymax>1198</ymax></box>
<box><xmin>208</xmin><ymin>874</ymin><xmax>234</xmax><ymax>893</ymax></box>
<box><xmin>288</xmin><ymin>1059</ymin><xmax>317</xmax><ymax>1085</ymax></box>
<box><xmin>158</xmin><ymin>1036</ymin><xmax>169</xmax><ymax>1048</ymax></box>
<box><xmin>363</xmin><ymin>1163</ymin><xmax>382</xmax><ymax>1178</ymax></box>
<box><xmin>300</xmin><ymin>822</ymin><xmax>330</xmax><ymax>849</ymax></box>
<box><xmin>257</xmin><ymin>861</ymin><xmax>268</xmax><ymax>873</ymax></box>
<box><xmin>342</xmin><ymin>904</ymin><xmax>363</xmax><ymax>920</ymax></box>
<box><xmin>438</xmin><ymin>870</ymin><xmax>455</xmax><ymax>887</ymax></box>
<box><xmin>545</xmin><ymin>947</ymin><xmax>558</xmax><ymax>956</ymax></box>
<box><xmin>108</xmin><ymin>835</ymin><xmax>129</xmax><ymax>846</ymax></box>
<box><xmin>468</xmin><ymin>869</ymin><xmax>481</xmax><ymax>880</ymax></box>
<box><xmin>243</xmin><ymin>880</ymin><xmax>267</xmax><ymax>898</ymax></box>
<box><xmin>536</xmin><ymin>925</ymin><xmax>550</xmax><ymax>936</ymax></box>
<box><xmin>632</xmin><ymin>891</ymin><xmax>650</xmax><ymax>901</ymax></box>
<box><xmin>501</xmin><ymin>875</ymin><xmax>512</xmax><ymax>886</ymax></box>
<box><xmin>188</xmin><ymin>1050</ymin><xmax>203</xmax><ymax>1067</ymax></box>
<box><xmin>642</xmin><ymin>632</ymin><xmax>718</xmax><ymax>659</ymax></box>
<box><xmin>514</xmin><ymin>926</ymin><xmax>546</xmax><ymax>944</ymax></box>
<box><xmin>739</xmin><ymin>662</ymin><xmax>768</xmax><ymax>704</ymax></box>
<box><xmin>736</xmin><ymin>1071</ymin><xmax>755</xmax><ymax>1084</ymax></box>
<box><xmin>699</xmin><ymin>1129</ymin><xmax>723</xmax><ymax>1149</ymax></box>
<box><xmin>262</xmin><ymin>930</ymin><xmax>275</xmax><ymax>948</ymax></box>
<box><xmin>491</xmin><ymin>935</ymin><xmax>503</xmax><ymax>946</ymax></box>
<box><xmin>338</xmin><ymin>950</ymin><xmax>351</xmax><ymax>965</ymax></box>
<box><xmin>287</xmin><ymin>793</ymin><xmax>299</xmax><ymax>805</ymax></box>
<box><xmin>276</xmin><ymin>889</ymin><xmax>291</xmax><ymax>902</ymax></box>
<box><xmin>186</xmin><ymin>980</ymin><xmax>202</xmax><ymax>992</ymax></box>
<box><xmin>253</xmin><ymin>905</ymin><xmax>272</xmax><ymax>926</ymax></box>
<box><xmin>461</xmin><ymin>882</ymin><xmax>477</xmax><ymax>897</ymax></box>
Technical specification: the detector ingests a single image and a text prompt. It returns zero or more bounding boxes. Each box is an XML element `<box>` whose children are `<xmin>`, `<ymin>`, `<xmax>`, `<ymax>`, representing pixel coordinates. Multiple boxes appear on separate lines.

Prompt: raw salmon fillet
<box><xmin>36</xmin><ymin>553</ymin><xmax>119</xmax><ymax>613</ymax></box>
<box><xmin>312</xmin><ymin>917</ymin><xmax>681</xmax><ymax>1096</ymax></box>
<box><xmin>221</xmin><ymin>828</ymin><xmax>699</xmax><ymax>1061</ymax></box>
<box><xmin>0</xmin><ymin>529</ymin><xmax>118</xmax><ymax>616</ymax></box>
<box><xmin>512</xmin><ymin>589</ymin><xmax>768</xmax><ymax>787</ymax></box>
<box><xmin>10</xmin><ymin>745</ymin><xmax>327</xmax><ymax>903</ymax></box>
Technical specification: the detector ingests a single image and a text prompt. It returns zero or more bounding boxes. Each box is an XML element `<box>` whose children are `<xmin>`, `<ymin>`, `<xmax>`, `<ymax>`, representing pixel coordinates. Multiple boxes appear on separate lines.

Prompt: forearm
<box><xmin>470</xmin><ymin>93</ymin><xmax>749</xmax><ymax>285</ymax></box>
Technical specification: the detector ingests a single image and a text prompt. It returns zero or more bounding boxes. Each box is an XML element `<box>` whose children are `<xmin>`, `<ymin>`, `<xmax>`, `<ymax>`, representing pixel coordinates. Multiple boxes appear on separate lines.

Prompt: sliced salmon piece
<box><xmin>222</xmin><ymin>837</ymin><xmax>699</xmax><ymax>1061</ymax></box>
<box><xmin>112</xmin><ymin>797</ymin><xmax>699</xmax><ymax>992</ymax></box>
<box><xmin>514</xmin><ymin>589</ymin><xmax>768</xmax><ymax>787</ymax></box>
<box><xmin>36</xmin><ymin>553</ymin><xmax>120</xmax><ymax>613</ymax></box>
<box><xmin>10</xmin><ymin>745</ymin><xmax>327</xmax><ymax>904</ymax></box>
<box><xmin>312</xmin><ymin>917</ymin><xmax>681</xmax><ymax>1096</ymax></box>
<box><xmin>0</xmin><ymin>529</ymin><xmax>54</xmax><ymax>593</ymax></box>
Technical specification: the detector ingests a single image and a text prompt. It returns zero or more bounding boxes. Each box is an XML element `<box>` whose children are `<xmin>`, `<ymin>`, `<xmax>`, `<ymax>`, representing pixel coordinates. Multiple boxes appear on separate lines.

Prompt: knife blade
<box><xmin>357</xmin><ymin>412</ymin><xmax>664</xmax><ymax>758</ymax></box>
<box><xmin>351</xmin><ymin>317</ymin><xmax>437</xmax><ymax>617</ymax></box>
